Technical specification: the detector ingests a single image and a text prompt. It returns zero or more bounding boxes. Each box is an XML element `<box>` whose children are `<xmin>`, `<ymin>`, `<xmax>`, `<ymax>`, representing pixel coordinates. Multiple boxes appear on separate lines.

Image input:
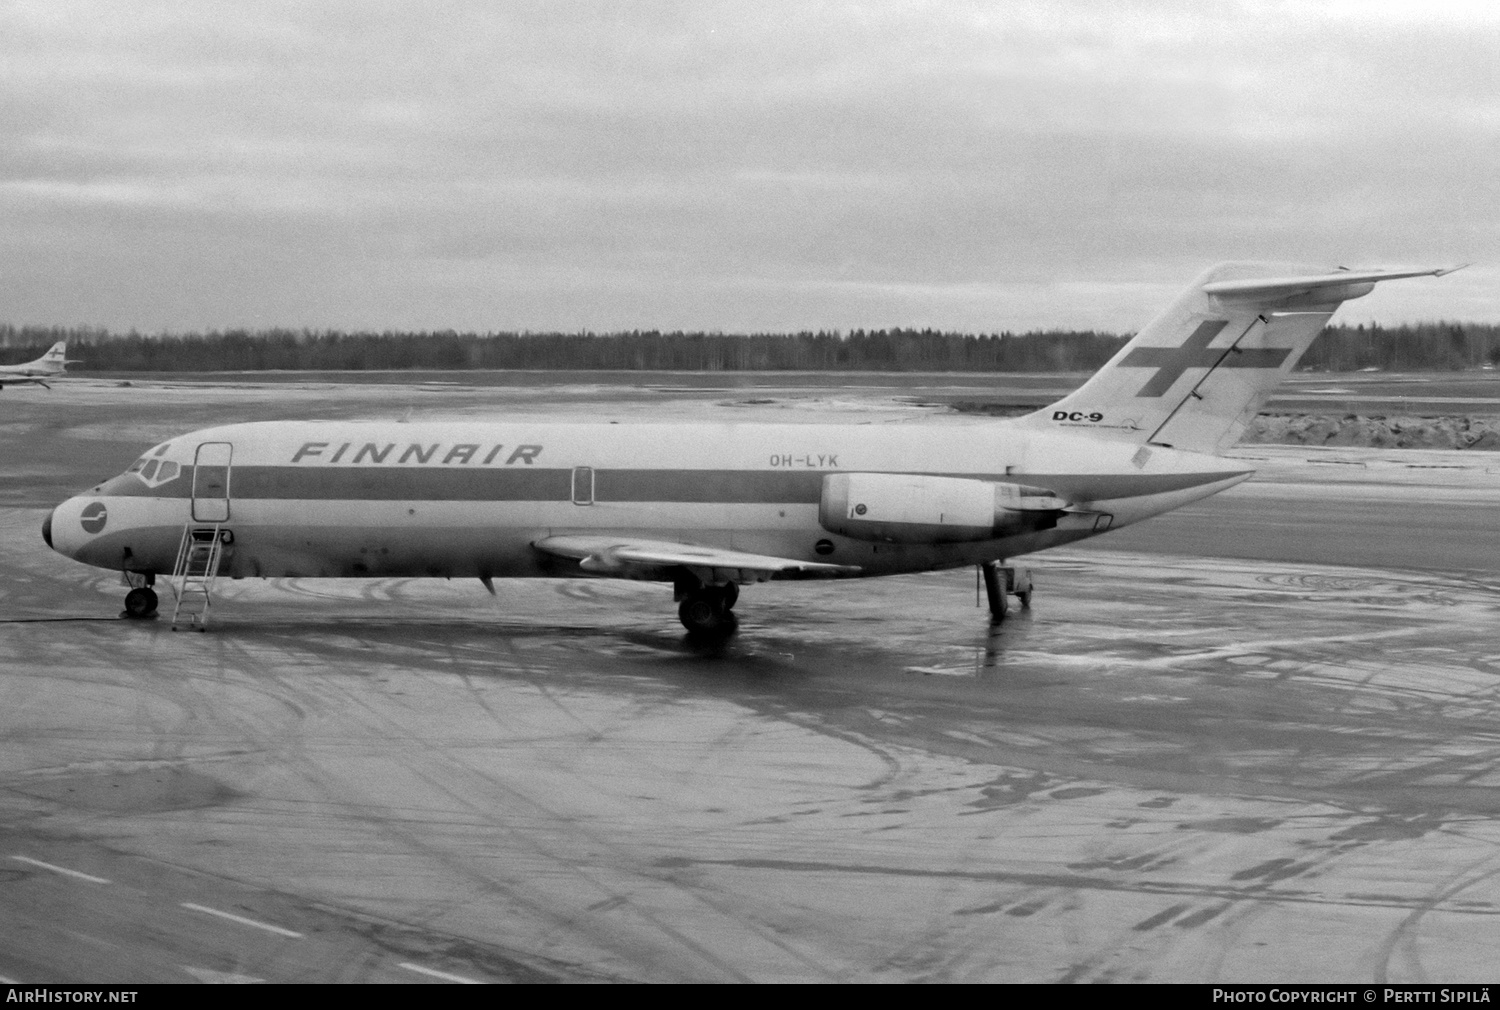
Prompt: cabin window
<box><xmin>571</xmin><ymin>466</ymin><xmax>594</xmax><ymax>506</ymax></box>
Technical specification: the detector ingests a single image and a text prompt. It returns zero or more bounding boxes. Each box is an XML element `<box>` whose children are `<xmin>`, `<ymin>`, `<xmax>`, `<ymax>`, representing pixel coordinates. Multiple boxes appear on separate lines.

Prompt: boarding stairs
<box><xmin>170</xmin><ymin>525</ymin><xmax>227</xmax><ymax>630</ymax></box>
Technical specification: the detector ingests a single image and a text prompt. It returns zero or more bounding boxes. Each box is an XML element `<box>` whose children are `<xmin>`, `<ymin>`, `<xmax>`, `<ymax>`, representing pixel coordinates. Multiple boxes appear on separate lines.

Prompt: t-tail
<box><xmin>1015</xmin><ymin>262</ymin><xmax>1464</xmax><ymax>454</ymax></box>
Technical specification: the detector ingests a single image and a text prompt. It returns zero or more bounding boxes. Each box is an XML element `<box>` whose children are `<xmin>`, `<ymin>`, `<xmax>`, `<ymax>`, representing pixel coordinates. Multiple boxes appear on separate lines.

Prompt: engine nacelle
<box><xmin>819</xmin><ymin>473</ymin><xmax>1068</xmax><ymax>544</ymax></box>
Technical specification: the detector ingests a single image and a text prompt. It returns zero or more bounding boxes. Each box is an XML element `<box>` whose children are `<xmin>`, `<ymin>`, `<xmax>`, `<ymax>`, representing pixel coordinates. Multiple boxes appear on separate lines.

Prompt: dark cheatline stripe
<box><xmin>100</xmin><ymin>466</ymin><xmax>1247</xmax><ymax>503</ymax></box>
<box><xmin>596</xmin><ymin>469</ymin><xmax>822</xmax><ymax>503</ymax></box>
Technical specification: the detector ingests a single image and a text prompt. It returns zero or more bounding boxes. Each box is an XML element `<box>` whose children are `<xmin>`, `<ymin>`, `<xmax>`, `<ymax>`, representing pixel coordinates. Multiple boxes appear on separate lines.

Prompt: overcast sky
<box><xmin>2</xmin><ymin>1</ymin><xmax>1496</xmax><ymax>334</ymax></box>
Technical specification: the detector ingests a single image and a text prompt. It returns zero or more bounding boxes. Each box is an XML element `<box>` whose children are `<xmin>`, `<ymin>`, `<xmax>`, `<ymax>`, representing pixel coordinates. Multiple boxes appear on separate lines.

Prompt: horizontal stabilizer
<box><xmin>1202</xmin><ymin>265</ymin><xmax>1465</xmax><ymax>300</ymax></box>
<box><xmin>534</xmin><ymin>534</ymin><xmax>859</xmax><ymax>579</ymax></box>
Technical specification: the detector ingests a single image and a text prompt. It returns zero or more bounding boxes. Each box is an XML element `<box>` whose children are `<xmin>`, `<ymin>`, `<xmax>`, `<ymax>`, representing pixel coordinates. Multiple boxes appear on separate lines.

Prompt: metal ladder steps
<box><xmin>170</xmin><ymin>525</ymin><xmax>225</xmax><ymax>630</ymax></box>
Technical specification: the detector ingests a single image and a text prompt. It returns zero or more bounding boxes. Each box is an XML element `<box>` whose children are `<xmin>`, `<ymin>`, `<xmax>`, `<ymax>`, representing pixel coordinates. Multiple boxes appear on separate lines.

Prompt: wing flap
<box><xmin>534</xmin><ymin>534</ymin><xmax>860</xmax><ymax>580</ymax></box>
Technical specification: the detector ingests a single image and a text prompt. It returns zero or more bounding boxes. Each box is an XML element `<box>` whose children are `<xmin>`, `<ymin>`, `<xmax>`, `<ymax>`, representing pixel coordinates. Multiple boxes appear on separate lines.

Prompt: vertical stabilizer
<box><xmin>1014</xmin><ymin>262</ymin><xmax>1460</xmax><ymax>454</ymax></box>
<box><xmin>19</xmin><ymin>342</ymin><xmax>71</xmax><ymax>374</ymax></box>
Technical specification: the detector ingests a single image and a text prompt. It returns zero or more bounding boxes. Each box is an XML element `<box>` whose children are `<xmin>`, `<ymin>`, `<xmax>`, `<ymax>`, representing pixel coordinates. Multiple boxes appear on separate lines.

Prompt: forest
<box><xmin>1</xmin><ymin>322</ymin><xmax>1497</xmax><ymax>373</ymax></box>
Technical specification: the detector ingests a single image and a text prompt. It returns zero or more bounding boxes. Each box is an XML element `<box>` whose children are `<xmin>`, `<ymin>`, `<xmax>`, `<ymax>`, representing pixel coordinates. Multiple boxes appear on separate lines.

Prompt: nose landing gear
<box><xmin>121</xmin><ymin>570</ymin><xmax>158</xmax><ymax>619</ymax></box>
<box><xmin>124</xmin><ymin>586</ymin><xmax>158</xmax><ymax>619</ymax></box>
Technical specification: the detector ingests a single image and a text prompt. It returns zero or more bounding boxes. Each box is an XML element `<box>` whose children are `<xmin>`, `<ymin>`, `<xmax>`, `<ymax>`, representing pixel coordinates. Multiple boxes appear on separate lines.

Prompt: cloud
<box><xmin>0</xmin><ymin>1</ymin><xmax>1495</xmax><ymax>330</ymax></box>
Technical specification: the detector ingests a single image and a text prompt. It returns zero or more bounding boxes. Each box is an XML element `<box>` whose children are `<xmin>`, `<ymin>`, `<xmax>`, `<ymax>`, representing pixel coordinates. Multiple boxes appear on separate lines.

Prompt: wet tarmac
<box><xmin>2</xmin><ymin>380</ymin><xmax>1499</xmax><ymax>982</ymax></box>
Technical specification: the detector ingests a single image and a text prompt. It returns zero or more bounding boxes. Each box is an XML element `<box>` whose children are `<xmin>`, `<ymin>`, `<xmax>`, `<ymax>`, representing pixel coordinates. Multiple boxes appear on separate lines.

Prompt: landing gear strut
<box><xmin>675</xmin><ymin>576</ymin><xmax>739</xmax><ymax>636</ymax></box>
<box><xmin>124</xmin><ymin>586</ymin><xmax>158</xmax><ymax>619</ymax></box>
<box><xmin>981</xmin><ymin>562</ymin><xmax>1032</xmax><ymax>622</ymax></box>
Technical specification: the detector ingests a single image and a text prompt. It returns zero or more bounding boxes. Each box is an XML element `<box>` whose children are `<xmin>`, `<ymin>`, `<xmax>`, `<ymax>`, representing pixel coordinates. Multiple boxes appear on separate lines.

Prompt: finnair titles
<box><xmin>289</xmin><ymin>441</ymin><xmax>543</xmax><ymax>466</ymax></box>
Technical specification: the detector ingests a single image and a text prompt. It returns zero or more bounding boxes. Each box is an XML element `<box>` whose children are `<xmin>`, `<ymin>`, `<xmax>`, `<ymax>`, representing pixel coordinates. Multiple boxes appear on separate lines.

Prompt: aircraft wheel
<box><xmin>1016</xmin><ymin>589</ymin><xmax>1032</xmax><ymax>609</ymax></box>
<box><xmin>678</xmin><ymin>592</ymin><xmax>731</xmax><ymax>635</ymax></box>
<box><xmin>124</xmin><ymin>587</ymin><xmax>158</xmax><ymax>619</ymax></box>
<box><xmin>717</xmin><ymin>582</ymin><xmax>740</xmax><ymax>610</ymax></box>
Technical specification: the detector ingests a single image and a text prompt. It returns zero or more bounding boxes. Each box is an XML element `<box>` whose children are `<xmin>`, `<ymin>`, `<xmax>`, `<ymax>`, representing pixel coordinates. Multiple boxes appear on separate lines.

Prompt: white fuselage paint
<box><xmin>47</xmin><ymin>419</ymin><xmax>1251</xmax><ymax>583</ymax></box>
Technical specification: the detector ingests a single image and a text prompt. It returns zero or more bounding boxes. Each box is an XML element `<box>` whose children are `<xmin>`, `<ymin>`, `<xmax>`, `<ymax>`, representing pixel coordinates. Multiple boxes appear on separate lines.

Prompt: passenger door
<box><xmin>192</xmin><ymin>442</ymin><xmax>233</xmax><ymax>522</ymax></box>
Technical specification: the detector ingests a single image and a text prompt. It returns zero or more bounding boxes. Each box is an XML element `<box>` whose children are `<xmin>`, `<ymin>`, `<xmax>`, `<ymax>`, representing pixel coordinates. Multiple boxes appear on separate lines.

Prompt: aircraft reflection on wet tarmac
<box><xmin>5</xmin><ymin>487</ymin><xmax>1500</xmax><ymax>982</ymax></box>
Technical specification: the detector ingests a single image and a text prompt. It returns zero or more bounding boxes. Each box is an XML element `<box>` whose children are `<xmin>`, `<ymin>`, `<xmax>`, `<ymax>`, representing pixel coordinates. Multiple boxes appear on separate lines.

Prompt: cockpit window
<box><xmin>125</xmin><ymin>453</ymin><xmax>180</xmax><ymax>488</ymax></box>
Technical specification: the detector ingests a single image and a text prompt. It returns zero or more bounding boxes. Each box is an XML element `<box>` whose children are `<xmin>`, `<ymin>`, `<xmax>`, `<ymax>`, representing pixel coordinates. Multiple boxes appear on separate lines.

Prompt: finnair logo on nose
<box><xmin>79</xmin><ymin>501</ymin><xmax>107</xmax><ymax>534</ymax></box>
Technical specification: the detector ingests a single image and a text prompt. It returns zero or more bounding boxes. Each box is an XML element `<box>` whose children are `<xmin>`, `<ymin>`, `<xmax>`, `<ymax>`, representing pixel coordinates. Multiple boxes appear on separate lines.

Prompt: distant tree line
<box><xmin>1</xmin><ymin>322</ymin><xmax>1497</xmax><ymax>373</ymax></box>
<box><xmin>1298</xmin><ymin>323</ymin><xmax>1500</xmax><ymax>372</ymax></box>
<box><xmin>0</xmin><ymin>326</ymin><xmax>1128</xmax><ymax>372</ymax></box>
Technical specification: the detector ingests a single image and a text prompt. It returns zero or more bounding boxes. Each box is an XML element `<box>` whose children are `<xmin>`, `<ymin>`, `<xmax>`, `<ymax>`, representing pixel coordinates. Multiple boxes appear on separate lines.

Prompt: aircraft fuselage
<box><xmin>47</xmin><ymin>419</ymin><xmax>1249</xmax><ymax>582</ymax></box>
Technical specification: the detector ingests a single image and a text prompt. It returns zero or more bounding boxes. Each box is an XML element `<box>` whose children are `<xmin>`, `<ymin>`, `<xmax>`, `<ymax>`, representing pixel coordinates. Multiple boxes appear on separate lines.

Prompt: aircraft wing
<box><xmin>1202</xmin><ymin>265</ymin><xmax>1465</xmax><ymax>300</ymax></box>
<box><xmin>533</xmin><ymin>534</ymin><xmax>860</xmax><ymax>581</ymax></box>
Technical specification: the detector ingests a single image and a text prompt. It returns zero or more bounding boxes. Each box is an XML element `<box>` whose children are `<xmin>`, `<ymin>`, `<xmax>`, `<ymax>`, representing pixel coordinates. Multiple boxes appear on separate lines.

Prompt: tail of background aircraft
<box><xmin>1016</xmin><ymin>262</ymin><xmax>1462</xmax><ymax>455</ymax></box>
<box><xmin>14</xmin><ymin>341</ymin><xmax>71</xmax><ymax>372</ymax></box>
<box><xmin>0</xmin><ymin>341</ymin><xmax>75</xmax><ymax>389</ymax></box>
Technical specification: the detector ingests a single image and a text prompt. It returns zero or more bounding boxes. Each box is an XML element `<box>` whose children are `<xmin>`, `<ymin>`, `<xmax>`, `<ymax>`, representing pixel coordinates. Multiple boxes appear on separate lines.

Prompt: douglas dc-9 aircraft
<box><xmin>45</xmin><ymin>263</ymin><xmax>1458</xmax><ymax>633</ymax></box>
<box><xmin>1</xmin><ymin>342</ymin><xmax>76</xmax><ymax>389</ymax></box>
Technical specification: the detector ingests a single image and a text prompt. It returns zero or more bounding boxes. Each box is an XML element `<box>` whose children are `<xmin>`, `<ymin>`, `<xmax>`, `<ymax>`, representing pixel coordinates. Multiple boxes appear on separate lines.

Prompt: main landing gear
<box><xmin>981</xmin><ymin>561</ymin><xmax>1032</xmax><ymax>622</ymax></box>
<box><xmin>676</xmin><ymin>576</ymin><xmax>739</xmax><ymax>636</ymax></box>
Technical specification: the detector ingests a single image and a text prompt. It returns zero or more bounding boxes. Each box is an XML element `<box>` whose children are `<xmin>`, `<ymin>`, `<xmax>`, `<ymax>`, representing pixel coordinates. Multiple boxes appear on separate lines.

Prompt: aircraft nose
<box><xmin>46</xmin><ymin>496</ymin><xmax>93</xmax><ymax>560</ymax></box>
